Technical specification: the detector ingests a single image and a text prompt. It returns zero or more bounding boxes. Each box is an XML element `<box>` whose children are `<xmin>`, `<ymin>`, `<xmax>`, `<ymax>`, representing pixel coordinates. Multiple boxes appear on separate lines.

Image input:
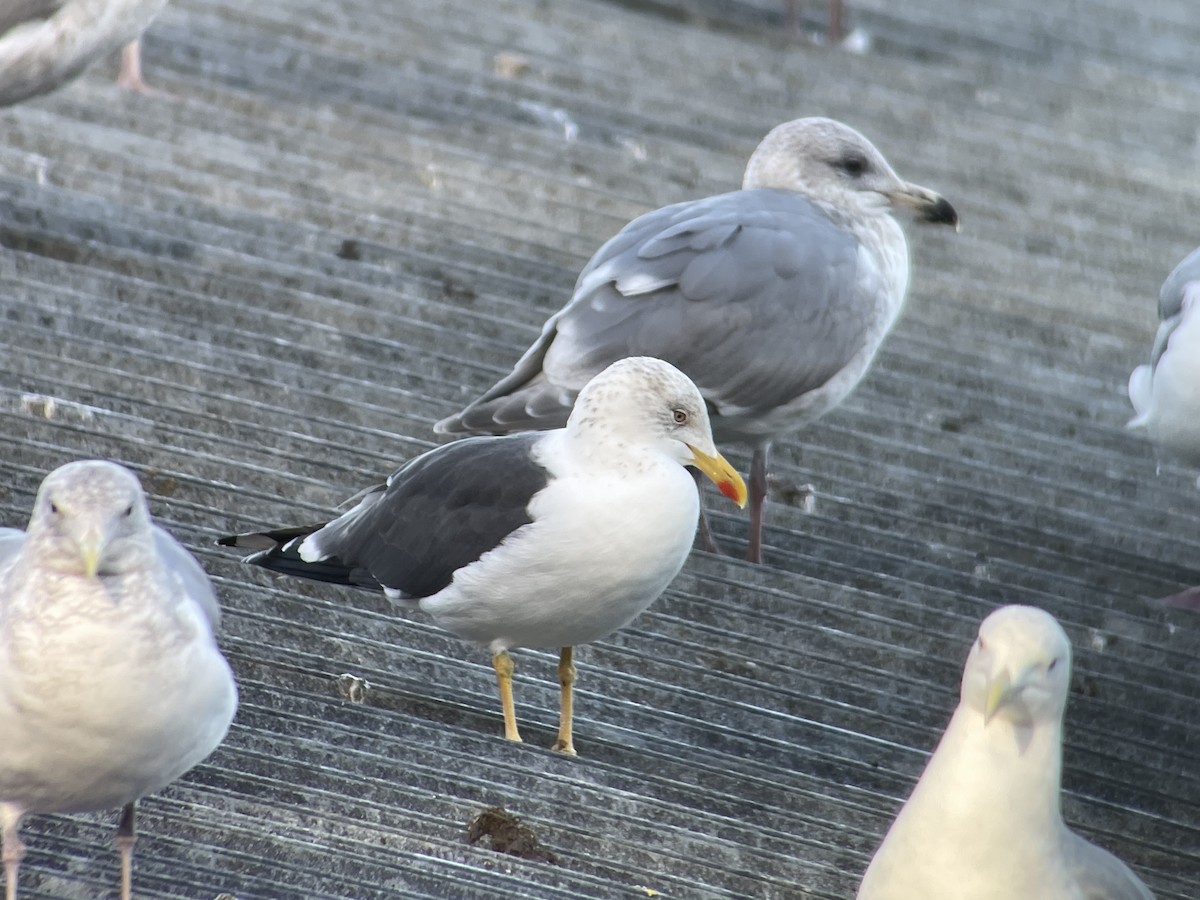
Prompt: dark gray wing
<box><xmin>223</xmin><ymin>433</ymin><xmax>549</xmax><ymax>600</ymax></box>
<box><xmin>438</xmin><ymin>189</ymin><xmax>862</xmax><ymax>434</ymax></box>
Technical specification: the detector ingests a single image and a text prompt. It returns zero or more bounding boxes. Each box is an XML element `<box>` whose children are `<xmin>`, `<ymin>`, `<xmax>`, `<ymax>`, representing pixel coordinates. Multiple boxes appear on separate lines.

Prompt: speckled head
<box><xmin>569</xmin><ymin>357</ymin><xmax>712</xmax><ymax>441</ymax></box>
<box><xmin>742</xmin><ymin>116</ymin><xmax>958</xmax><ymax>229</ymax></box>
<box><xmin>568</xmin><ymin>357</ymin><xmax>747</xmax><ymax>506</ymax></box>
<box><xmin>30</xmin><ymin>460</ymin><xmax>154</xmax><ymax>577</ymax></box>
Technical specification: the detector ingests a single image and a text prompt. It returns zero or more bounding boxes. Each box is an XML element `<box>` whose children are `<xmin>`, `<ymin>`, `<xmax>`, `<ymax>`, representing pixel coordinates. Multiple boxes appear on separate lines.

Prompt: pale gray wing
<box><xmin>1157</xmin><ymin>246</ymin><xmax>1200</xmax><ymax>322</ymax></box>
<box><xmin>1069</xmin><ymin>832</ymin><xmax>1156</xmax><ymax>900</ymax></box>
<box><xmin>0</xmin><ymin>0</ymin><xmax>66</xmax><ymax>36</ymax></box>
<box><xmin>554</xmin><ymin>188</ymin><xmax>864</xmax><ymax>415</ymax></box>
<box><xmin>0</xmin><ymin>527</ymin><xmax>26</xmax><ymax>575</ymax></box>
<box><xmin>1150</xmin><ymin>246</ymin><xmax>1200</xmax><ymax>367</ymax></box>
<box><xmin>153</xmin><ymin>527</ymin><xmax>222</xmax><ymax>631</ymax></box>
<box><xmin>440</xmin><ymin>189</ymin><xmax>862</xmax><ymax>435</ymax></box>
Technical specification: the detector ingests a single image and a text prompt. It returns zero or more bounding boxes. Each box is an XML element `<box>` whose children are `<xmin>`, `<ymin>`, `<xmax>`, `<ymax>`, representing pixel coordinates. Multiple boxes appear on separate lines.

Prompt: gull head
<box><xmin>960</xmin><ymin>605</ymin><xmax>1071</xmax><ymax>728</ymax></box>
<box><xmin>568</xmin><ymin>357</ymin><xmax>747</xmax><ymax>507</ymax></box>
<box><xmin>29</xmin><ymin>460</ymin><xmax>154</xmax><ymax>578</ymax></box>
<box><xmin>742</xmin><ymin>116</ymin><xmax>958</xmax><ymax>230</ymax></box>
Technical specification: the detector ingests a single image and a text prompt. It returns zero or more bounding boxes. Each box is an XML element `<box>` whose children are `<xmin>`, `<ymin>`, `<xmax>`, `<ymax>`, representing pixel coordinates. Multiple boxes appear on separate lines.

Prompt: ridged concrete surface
<box><xmin>1</xmin><ymin>0</ymin><xmax>1197</xmax><ymax>897</ymax></box>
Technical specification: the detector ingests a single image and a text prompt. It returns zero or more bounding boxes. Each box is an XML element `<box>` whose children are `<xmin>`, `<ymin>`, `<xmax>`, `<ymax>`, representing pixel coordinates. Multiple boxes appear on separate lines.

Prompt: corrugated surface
<box><xmin>1</xmin><ymin>0</ymin><xmax>1197</xmax><ymax>897</ymax></box>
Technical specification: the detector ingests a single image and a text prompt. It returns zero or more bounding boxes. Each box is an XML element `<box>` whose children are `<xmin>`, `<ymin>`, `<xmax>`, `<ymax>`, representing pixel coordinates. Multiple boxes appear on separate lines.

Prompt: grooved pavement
<box><xmin>0</xmin><ymin>0</ymin><xmax>1197</xmax><ymax>897</ymax></box>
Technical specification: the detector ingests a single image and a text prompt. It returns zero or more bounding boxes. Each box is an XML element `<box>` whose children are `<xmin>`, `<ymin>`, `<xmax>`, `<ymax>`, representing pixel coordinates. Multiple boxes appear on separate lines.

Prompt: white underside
<box><xmin>0</xmin><ymin>561</ymin><xmax>236</xmax><ymax>819</ymax></box>
<box><xmin>418</xmin><ymin>431</ymin><xmax>700</xmax><ymax>651</ymax></box>
<box><xmin>857</xmin><ymin>708</ymin><xmax>1149</xmax><ymax>899</ymax></box>
<box><xmin>1127</xmin><ymin>295</ymin><xmax>1200</xmax><ymax>468</ymax></box>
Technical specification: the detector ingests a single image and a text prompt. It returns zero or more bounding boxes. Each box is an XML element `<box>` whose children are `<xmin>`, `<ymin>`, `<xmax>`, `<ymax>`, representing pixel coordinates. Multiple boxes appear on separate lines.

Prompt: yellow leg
<box><xmin>115</xmin><ymin>802</ymin><xmax>136</xmax><ymax>900</ymax></box>
<box><xmin>551</xmin><ymin>647</ymin><xmax>577</xmax><ymax>755</ymax></box>
<box><xmin>492</xmin><ymin>651</ymin><xmax>523</xmax><ymax>743</ymax></box>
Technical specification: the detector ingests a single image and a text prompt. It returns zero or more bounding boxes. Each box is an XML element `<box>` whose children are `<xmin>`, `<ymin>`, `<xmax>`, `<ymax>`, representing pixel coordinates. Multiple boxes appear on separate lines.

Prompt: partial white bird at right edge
<box><xmin>857</xmin><ymin>605</ymin><xmax>1155</xmax><ymax>900</ymax></box>
<box><xmin>1127</xmin><ymin>246</ymin><xmax>1200</xmax><ymax>610</ymax></box>
<box><xmin>1127</xmin><ymin>245</ymin><xmax>1200</xmax><ymax>478</ymax></box>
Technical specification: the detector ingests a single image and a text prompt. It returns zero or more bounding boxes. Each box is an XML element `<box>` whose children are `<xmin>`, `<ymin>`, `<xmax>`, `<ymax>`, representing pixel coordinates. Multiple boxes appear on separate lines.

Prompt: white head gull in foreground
<box><xmin>0</xmin><ymin>460</ymin><xmax>237</xmax><ymax>900</ymax></box>
<box><xmin>857</xmin><ymin>605</ymin><xmax>1154</xmax><ymax>900</ymax></box>
<box><xmin>220</xmin><ymin>357</ymin><xmax>747</xmax><ymax>755</ymax></box>
<box><xmin>435</xmin><ymin>116</ymin><xmax>957</xmax><ymax>563</ymax></box>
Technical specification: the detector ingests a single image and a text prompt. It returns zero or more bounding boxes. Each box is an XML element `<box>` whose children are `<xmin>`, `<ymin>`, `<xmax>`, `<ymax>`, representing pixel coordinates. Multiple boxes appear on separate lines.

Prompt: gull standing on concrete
<box><xmin>436</xmin><ymin>117</ymin><xmax>958</xmax><ymax>563</ymax></box>
<box><xmin>0</xmin><ymin>0</ymin><xmax>168</xmax><ymax>106</ymax></box>
<box><xmin>1127</xmin><ymin>245</ymin><xmax>1200</xmax><ymax>472</ymax></box>
<box><xmin>0</xmin><ymin>460</ymin><xmax>237</xmax><ymax>900</ymax></box>
<box><xmin>221</xmin><ymin>358</ymin><xmax>747</xmax><ymax>755</ymax></box>
<box><xmin>857</xmin><ymin>605</ymin><xmax>1154</xmax><ymax>900</ymax></box>
<box><xmin>1127</xmin><ymin>246</ymin><xmax>1200</xmax><ymax>610</ymax></box>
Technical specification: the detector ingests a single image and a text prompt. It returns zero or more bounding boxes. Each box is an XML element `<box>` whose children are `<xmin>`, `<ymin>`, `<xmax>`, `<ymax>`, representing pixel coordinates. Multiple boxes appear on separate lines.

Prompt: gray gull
<box><xmin>0</xmin><ymin>460</ymin><xmax>237</xmax><ymax>900</ymax></box>
<box><xmin>435</xmin><ymin>116</ymin><xmax>958</xmax><ymax>563</ymax></box>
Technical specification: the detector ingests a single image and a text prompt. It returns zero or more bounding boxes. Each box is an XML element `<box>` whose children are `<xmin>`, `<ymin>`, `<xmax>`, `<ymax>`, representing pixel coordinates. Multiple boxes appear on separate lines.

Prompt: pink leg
<box><xmin>784</xmin><ymin>0</ymin><xmax>846</xmax><ymax>42</ymax></box>
<box><xmin>1161</xmin><ymin>585</ymin><xmax>1200</xmax><ymax>611</ymax></box>
<box><xmin>691</xmin><ymin>468</ymin><xmax>721</xmax><ymax>554</ymax></box>
<box><xmin>785</xmin><ymin>0</ymin><xmax>801</xmax><ymax>31</ymax></box>
<box><xmin>115</xmin><ymin>803</ymin><xmax>136</xmax><ymax>900</ymax></box>
<box><xmin>746</xmin><ymin>446</ymin><xmax>769</xmax><ymax>564</ymax></box>
<box><xmin>828</xmin><ymin>0</ymin><xmax>845</xmax><ymax>42</ymax></box>
<box><xmin>115</xmin><ymin>40</ymin><xmax>153</xmax><ymax>94</ymax></box>
<box><xmin>2</xmin><ymin>808</ymin><xmax>26</xmax><ymax>900</ymax></box>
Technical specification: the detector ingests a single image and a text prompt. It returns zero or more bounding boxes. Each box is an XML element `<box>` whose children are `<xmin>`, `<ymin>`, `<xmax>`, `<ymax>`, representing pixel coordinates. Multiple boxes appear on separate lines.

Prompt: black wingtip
<box><xmin>215</xmin><ymin>531</ymin><xmax>281</xmax><ymax>552</ymax></box>
<box><xmin>215</xmin><ymin>524</ymin><xmax>324</xmax><ymax>554</ymax></box>
<box><xmin>215</xmin><ymin>523</ymin><xmax>383</xmax><ymax>591</ymax></box>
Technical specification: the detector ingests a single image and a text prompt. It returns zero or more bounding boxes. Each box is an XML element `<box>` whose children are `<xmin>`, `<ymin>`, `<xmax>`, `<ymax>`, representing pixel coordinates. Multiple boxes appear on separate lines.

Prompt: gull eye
<box><xmin>1047</xmin><ymin>657</ymin><xmax>1060</xmax><ymax>673</ymax></box>
<box><xmin>49</xmin><ymin>502</ymin><xmax>60</xmax><ymax>515</ymax></box>
<box><xmin>672</xmin><ymin>408</ymin><xmax>688</xmax><ymax>425</ymax></box>
<box><xmin>123</xmin><ymin>504</ymin><xmax>134</xmax><ymax>518</ymax></box>
<box><xmin>837</xmin><ymin>153</ymin><xmax>869</xmax><ymax>177</ymax></box>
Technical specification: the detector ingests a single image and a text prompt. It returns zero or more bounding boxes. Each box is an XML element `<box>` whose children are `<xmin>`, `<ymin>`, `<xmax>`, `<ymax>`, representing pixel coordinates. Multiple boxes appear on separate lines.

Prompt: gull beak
<box><xmin>983</xmin><ymin>669</ymin><xmax>1015</xmax><ymax>724</ymax></box>
<box><xmin>984</xmin><ymin>667</ymin><xmax>1041</xmax><ymax>729</ymax></box>
<box><xmin>79</xmin><ymin>529</ymin><xmax>104</xmax><ymax>578</ymax></box>
<box><xmin>687</xmin><ymin>445</ymin><xmax>748</xmax><ymax>508</ymax></box>
<box><xmin>886</xmin><ymin>184</ymin><xmax>959</xmax><ymax>231</ymax></box>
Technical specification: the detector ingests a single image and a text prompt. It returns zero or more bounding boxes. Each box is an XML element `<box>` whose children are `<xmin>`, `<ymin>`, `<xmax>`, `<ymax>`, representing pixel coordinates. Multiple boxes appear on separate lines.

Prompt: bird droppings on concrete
<box><xmin>19</xmin><ymin>394</ymin><xmax>96</xmax><ymax>421</ymax></box>
<box><xmin>467</xmin><ymin>807</ymin><xmax>560</xmax><ymax>865</ymax></box>
<box><xmin>335</xmin><ymin>673</ymin><xmax>372</xmax><ymax>704</ymax></box>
